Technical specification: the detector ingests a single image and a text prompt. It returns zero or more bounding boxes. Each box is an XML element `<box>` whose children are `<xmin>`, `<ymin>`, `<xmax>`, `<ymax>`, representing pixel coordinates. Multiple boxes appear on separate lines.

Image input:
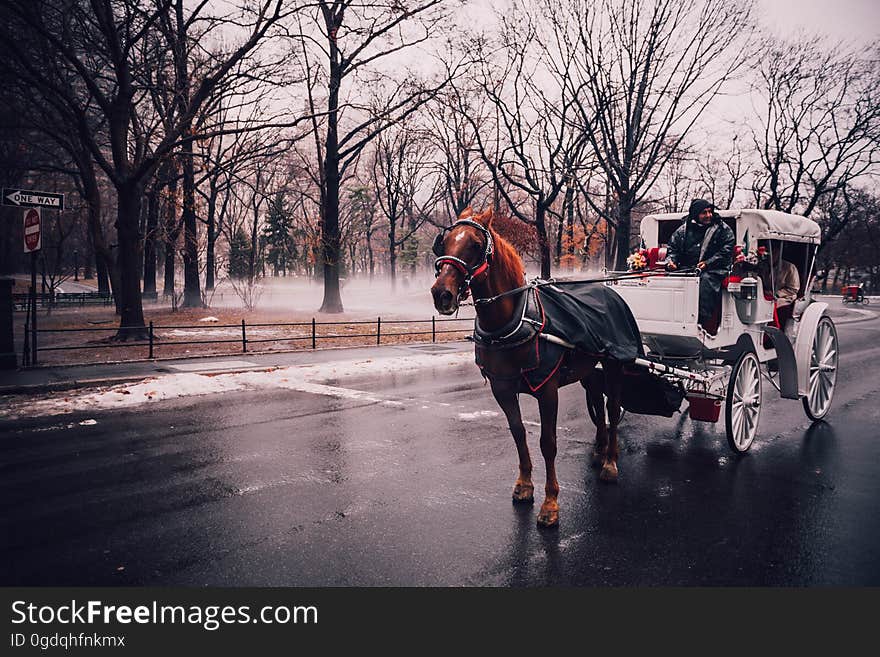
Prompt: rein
<box><xmin>472</xmin><ymin>269</ymin><xmax>701</xmax><ymax>307</ymax></box>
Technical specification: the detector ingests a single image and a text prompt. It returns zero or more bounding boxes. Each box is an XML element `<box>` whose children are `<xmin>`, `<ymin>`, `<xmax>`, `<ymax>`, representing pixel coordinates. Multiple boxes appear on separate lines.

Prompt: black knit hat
<box><xmin>688</xmin><ymin>199</ymin><xmax>716</xmax><ymax>221</ymax></box>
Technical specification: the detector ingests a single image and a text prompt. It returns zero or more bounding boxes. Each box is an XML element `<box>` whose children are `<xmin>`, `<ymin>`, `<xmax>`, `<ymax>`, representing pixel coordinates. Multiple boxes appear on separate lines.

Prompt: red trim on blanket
<box><xmin>520</xmin><ymin>291</ymin><xmax>563</xmax><ymax>392</ymax></box>
<box><xmin>522</xmin><ymin>351</ymin><xmax>565</xmax><ymax>392</ymax></box>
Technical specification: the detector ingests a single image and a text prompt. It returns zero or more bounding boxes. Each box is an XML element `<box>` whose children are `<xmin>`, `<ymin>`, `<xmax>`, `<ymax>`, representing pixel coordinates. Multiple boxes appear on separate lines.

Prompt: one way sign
<box><xmin>3</xmin><ymin>188</ymin><xmax>64</xmax><ymax>210</ymax></box>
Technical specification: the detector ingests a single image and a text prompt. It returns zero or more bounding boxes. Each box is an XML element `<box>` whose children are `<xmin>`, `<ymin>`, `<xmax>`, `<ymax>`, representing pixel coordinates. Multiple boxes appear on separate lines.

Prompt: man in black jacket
<box><xmin>665</xmin><ymin>199</ymin><xmax>736</xmax><ymax>334</ymax></box>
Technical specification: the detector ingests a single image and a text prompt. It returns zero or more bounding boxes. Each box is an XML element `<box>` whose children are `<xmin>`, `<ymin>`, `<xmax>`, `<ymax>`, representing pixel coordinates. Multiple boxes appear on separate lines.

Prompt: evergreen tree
<box><xmin>263</xmin><ymin>191</ymin><xmax>296</xmax><ymax>276</ymax></box>
<box><xmin>228</xmin><ymin>227</ymin><xmax>252</xmax><ymax>280</ymax></box>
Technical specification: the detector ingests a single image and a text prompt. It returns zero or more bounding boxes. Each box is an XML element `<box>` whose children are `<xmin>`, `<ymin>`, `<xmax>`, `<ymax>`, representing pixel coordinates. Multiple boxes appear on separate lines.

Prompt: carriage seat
<box><xmin>646</xmin><ymin>247</ymin><xmax>667</xmax><ymax>270</ymax></box>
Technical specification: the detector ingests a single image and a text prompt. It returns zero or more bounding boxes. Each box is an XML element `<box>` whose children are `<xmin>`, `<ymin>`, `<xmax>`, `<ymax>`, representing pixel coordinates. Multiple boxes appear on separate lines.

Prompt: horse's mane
<box><xmin>489</xmin><ymin>227</ymin><xmax>526</xmax><ymax>286</ymax></box>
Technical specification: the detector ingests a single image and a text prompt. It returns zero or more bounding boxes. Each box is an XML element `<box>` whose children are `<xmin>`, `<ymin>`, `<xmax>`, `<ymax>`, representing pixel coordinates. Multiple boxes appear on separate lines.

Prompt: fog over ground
<box><xmin>203</xmin><ymin>267</ymin><xmax>603</xmax><ymax>318</ymax></box>
<box><xmin>207</xmin><ymin>273</ymin><xmax>454</xmax><ymax>318</ymax></box>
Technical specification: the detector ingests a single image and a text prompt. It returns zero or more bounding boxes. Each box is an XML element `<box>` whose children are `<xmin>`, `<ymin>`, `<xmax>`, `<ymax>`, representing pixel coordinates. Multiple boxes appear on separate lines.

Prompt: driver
<box><xmin>665</xmin><ymin>199</ymin><xmax>735</xmax><ymax>334</ymax></box>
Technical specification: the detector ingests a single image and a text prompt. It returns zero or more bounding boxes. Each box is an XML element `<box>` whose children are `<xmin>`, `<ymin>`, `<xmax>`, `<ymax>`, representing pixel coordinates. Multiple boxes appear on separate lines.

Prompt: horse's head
<box><xmin>431</xmin><ymin>208</ymin><xmax>494</xmax><ymax>315</ymax></box>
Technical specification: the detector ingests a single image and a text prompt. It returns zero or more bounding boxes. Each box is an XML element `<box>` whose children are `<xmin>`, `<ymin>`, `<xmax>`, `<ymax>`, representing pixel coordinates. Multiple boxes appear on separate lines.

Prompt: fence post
<box><xmin>241</xmin><ymin>319</ymin><xmax>247</xmax><ymax>353</ymax></box>
<box><xmin>148</xmin><ymin>321</ymin><xmax>154</xmax><ymax>359</ymax></box>
<box><xmin>23</xmin><ymin>311</ymin><xmax>30</xmax><ymax>367</ymax></box>
<box><xmin>432</xmin><ymin>316</ymin><xmax>436</xmax><ymax>342</ymax></box>
<box><xmin>312</xmin><ymin>318</ymin><xmax>316</xmax><ymax>349</ymax></box>
<box><xmin>30</xmin><ymin>285</ymin><xmax>37</xmax><ymax>366</ymax></box>
<box><xmin>377</xmin><ymin>316</ymin><xmax>381</xmax><ymax>345</ymax></box>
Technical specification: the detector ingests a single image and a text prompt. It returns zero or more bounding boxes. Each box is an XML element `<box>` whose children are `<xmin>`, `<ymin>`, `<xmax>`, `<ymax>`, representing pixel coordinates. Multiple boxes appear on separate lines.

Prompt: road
<box><xmin>2</xmin><ymin>310</ymin><xmax>879</xmax><ymax>586</ymax></box>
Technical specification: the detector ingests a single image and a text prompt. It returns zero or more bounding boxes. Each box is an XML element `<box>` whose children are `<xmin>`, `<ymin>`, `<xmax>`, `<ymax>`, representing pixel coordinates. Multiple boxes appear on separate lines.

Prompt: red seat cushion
<box><xmin>646</xmin><ymin>247</ymin><xmax>667</xmax><ymax>269</ymax></box>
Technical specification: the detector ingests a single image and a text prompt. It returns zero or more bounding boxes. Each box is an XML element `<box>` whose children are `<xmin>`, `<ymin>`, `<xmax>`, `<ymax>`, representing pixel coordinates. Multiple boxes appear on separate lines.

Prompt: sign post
<box><xmin>23</xmin><ymin>208</ymin><xmax>42</xmax><ymax>365</ymax></box>
<box><xmin>3</xmin><ymin>190</ymin><xmax>62</xmax><ymax>366</ymax></box>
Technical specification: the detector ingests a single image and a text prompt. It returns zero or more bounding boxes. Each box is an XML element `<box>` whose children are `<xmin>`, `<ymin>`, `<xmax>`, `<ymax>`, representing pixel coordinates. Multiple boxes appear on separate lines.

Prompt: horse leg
<box><xmin>600</xmin><ymin>361</ymin><xmax>624</xmax><ymax>483</ymax></box>
<box><xmin>535</xmin><ymin>383</ymin><xmax>560</xmax><ymax>528</ymax></box>
<box><xmin>583</xmin><ymin>376</ymin><xmax>608</xmax><ymax>469</ymax></box>
<box><xmin>491</xmin><ymin>383</ymin><xmax>534</xmax><ymax>504</ymax></box>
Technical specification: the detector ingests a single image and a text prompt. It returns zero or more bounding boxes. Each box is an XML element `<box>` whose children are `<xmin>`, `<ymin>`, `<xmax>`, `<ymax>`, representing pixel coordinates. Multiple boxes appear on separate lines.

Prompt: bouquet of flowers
<box><xmin>731</xmin><ymin>230</ymin><xmax>767</xmax><ymax>277</ymax></box>
<box><xmin>626</xmin><ymin>249</ymin><xmax>648</xmax><ymax>271</ymax></box>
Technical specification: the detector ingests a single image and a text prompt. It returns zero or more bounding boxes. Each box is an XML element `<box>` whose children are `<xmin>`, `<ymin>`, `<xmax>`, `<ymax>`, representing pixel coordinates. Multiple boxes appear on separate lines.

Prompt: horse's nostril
<box><xmin>432</xmin><ymin>287</ymin><xmax>454</xmax><ymax>311</ymax></box>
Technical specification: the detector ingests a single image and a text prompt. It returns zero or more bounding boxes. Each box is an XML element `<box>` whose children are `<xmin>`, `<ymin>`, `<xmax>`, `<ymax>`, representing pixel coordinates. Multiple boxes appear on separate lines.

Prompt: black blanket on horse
<box><xmin>473</xmin><ymin>280</ymin><xmax>644</xmax><ymax>392</ymax></box>
<box><xmin>537</xmin><ymin>281</ymin><xmax>644</xmax><ymax>361</ymax></box>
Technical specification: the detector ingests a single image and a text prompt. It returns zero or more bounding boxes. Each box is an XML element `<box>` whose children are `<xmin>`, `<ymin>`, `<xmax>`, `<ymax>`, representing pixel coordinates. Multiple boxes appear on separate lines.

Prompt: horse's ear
<box><xmin>473</xmin><ymin>209</ymin><xmax>493</xmax><ymax>228</ymax></box>
<box><xmin>458</xmin><ymin>206</ymin><xmax>474</xmax><ymax>221</ymax></box>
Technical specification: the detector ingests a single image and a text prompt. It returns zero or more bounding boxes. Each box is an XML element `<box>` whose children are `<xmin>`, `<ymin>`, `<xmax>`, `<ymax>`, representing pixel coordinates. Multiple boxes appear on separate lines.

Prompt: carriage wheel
<box><xmin>725</xmin><ymin>351</ymin><xmax>762</xmax><ymax>453</ymax></box>
<box><xmin>862</xmin><ymin>297</ymin><xmax>870</xmax><ymax>305</ymax></box>
<box><xmin>802</xmin><ymin>316</ymin><xmax>838</xmax><ymax>421</ymax></box>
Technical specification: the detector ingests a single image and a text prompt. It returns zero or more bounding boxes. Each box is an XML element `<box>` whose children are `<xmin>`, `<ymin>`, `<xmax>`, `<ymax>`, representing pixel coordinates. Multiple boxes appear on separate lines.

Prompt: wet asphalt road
<box><xmin>2</xmin><ymin>312</ymin><xmax>879</xmax><ymax>586</ymax></box>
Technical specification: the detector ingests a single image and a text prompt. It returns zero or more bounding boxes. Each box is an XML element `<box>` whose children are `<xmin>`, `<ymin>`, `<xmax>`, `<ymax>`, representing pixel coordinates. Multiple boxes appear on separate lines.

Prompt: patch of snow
<box><xmin>198</xmin><ymin>316</ymin><xmax>220</xmax><ymax>323</ymax></box>
<box><xmin>1</xmin><ymin>351</ymin><xmax>473</xmax><ymax>420</ymax></box>
<box><xmin>457</xmin><ymin>410</ymin><xmax>500</xmax><ymax>421</ymax></box>
<box><xmin>162</xmin><ymin>327</ymin><xmax>288</xmax><ymax>338</ymax></box>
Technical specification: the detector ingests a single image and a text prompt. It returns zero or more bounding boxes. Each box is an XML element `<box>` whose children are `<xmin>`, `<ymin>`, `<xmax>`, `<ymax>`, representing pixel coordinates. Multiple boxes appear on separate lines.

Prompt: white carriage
<box><xmin>607</xmin><ymin>209</ymin><xmax>837</xmax><ymax>453</ymax></box>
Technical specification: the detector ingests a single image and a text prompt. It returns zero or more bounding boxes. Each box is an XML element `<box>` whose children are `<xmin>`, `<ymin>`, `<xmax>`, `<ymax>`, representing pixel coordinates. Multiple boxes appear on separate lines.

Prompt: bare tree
<box><xmin>0</xmin><ymin>0</ymin><xmax>290</xmax><ymax>338</ymax></box>
<box><xmin>695</xmin><ymin>134</ymin><xmax>748</xmax><ymax>209</ymax></box>
<box><xmin>750</xmin><ymin>36</ymin><xmax>880</xmax><ymax>226</ymax></box>
<box><xmin>426</xmin><ymin>88</ymin><xmax>493</xmax><ymax>218</ymax></box>
<box><xmin>371</xmin><ymin>120</ymin><xmax>438</xmax><ymax>289</ymax></box>
<box><xmin>550</xmin><ymin>0</ymin><xmax>754</xmax><ymax>269</ymax></box>
<box><xmin>289</xmin><ymin>0</ymin><xmax>459</xmax><ymax>312</ymax></box>
<box><xmin>462</xmin><ymin>6</ymin><xmax>587</xmax><ymax>278</ymax></box>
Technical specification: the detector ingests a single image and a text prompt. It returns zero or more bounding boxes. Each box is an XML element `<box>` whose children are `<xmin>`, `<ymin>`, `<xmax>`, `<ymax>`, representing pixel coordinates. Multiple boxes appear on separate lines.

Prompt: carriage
<box><xmin>432</xmin><ymin>208</ymin><xmax>840</xmax><ymax>526</ymax></box>
<box><xmin>841</xmin><ymin>284</ymin><xmax>869</xmax><ymax>305</ymax></box>
<box><xmin>604</xmin><ymin>208</ymin><xmax>837</xmax><ymax>453</ymax></box>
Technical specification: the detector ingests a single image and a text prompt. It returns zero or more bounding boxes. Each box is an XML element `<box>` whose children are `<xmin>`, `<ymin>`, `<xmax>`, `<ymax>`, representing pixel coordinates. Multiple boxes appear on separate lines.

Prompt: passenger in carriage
<box><xmin>757</xmin><ymin>239</ymin><xmax>800</xmax><ymax>331</ymax></box>
<box><xmin>664</xmin><ymin>199</ymin><xmax>736</xmax><ymax>335</ymax></box>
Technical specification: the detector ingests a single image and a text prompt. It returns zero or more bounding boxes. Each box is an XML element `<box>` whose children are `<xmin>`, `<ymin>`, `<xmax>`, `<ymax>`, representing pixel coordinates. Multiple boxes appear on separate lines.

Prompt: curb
<box><xmin>0</xmin><ymin>375</ymin><xmax>156</xmax><ymax>396</ymax></box>
<box><xmin>0</xmin><ymin>366</ymin><xmax>287</xmax><ymax>397</ymax></box>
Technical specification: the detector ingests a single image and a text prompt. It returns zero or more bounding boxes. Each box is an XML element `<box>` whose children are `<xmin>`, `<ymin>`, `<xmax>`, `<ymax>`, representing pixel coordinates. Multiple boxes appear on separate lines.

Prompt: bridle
<box><xmin>432</xmin><ymin>219</ymin><xmax>495</xmax><ymax>301</ymax></box>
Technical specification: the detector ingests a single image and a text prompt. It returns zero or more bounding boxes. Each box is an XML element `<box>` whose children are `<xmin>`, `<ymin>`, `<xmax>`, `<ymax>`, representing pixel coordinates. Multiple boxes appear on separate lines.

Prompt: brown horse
<box><xmin>431</xmin><ymin>209</ymin><xmax>625</xmax><ymax>528</ymax></box>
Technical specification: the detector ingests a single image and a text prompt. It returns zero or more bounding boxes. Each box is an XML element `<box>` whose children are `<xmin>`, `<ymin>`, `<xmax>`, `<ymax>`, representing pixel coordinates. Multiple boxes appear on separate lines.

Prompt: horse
<box><xmin>430</xmin><ymin>208</ymin><xmax>627</xmax><ymax>528</ymax></box>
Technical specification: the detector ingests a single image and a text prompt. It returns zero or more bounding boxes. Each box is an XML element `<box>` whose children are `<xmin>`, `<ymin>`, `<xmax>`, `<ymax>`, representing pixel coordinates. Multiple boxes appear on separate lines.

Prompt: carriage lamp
<box><xmin>739</xmin><ymin>276</ymin><xmax>758</xmax><ymax>301</ymax></box>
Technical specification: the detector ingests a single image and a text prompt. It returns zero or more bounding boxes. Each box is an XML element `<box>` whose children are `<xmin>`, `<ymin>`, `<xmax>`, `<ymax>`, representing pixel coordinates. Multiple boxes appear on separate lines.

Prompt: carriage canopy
<box><xmin>640</xmin><ymin>208</ymin><xmax>822</xmax><ymax>247</ymax></box>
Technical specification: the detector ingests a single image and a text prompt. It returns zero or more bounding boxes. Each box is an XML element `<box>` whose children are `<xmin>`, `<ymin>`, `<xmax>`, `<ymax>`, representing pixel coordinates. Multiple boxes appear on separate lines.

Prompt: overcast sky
<box><xmin>464</xmin><ymin>0</ymin><xmax>879</xmax><ymax>44</ymax></box>
<box><xmin>757</xmin><ymin>0</ymin><xmax>880</xmax><ymax>43</ymax></box>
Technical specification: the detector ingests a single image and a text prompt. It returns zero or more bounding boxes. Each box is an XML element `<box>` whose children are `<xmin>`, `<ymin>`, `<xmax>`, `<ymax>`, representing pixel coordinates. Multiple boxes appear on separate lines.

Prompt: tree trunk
<box><xmin>163</xmin><ymin>172</ymin><xmax>180</xmax><ymax>297</ymax></box>
<box><xmin>367</xmin><ymin>229</ymin><xmax>374</xmax><ymax>280</ymax></box>
<box><xmin>535</xmin><ymin>204</ymin><xmax>551</xmax><ymax>279</ymax></box>
<box><xmin>389</xmin><ymin>218</ymin><xmax>397</xmax><ymax>292</ymax></box>
<box><xmin>114</xmin><ymin>186</ymin><xmax>148</xmax><ymax>339</ymax></box>
<box><xmin>615</xmin><ymin>197</ymin><xmax>634</xmax><ymax>271</ymax></box>
<box><xmin>206</xmin><ymin>199</ymin><xmax>217</xmax><ymax>291</ymax></box>
<box><xmin>181</xmin><ymin>133</ymin><xmax>202</xmax><ymax>307</ymax></box>
<box><xmin>319</xmin><ymin>67</ymin><xmax>344</xmax><ymax>313</ymax></box>
<box><xmin>143</xmin><ymin>182</ymin><xmax>159</xmax><ymax>298</ymax></box>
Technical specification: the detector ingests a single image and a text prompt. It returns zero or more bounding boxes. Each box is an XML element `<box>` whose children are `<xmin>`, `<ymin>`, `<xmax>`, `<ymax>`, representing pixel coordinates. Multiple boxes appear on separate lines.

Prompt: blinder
<box><xmin>431</xmin><ymin>232</ymin><xmax>445</xmax><ymax>258</ymax></box>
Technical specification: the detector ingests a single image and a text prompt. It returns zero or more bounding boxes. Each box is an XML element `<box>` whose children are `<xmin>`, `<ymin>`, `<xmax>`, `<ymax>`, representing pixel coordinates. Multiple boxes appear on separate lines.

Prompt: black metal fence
<box><xmin>22</xmin><ymin>316</ymin><xmax>474</xmax><ymax>366</ymax></box>
<box><xmin>13</xmin><ymin>291</ymin><xmax>114</xmax><ymax>311</ymax></box>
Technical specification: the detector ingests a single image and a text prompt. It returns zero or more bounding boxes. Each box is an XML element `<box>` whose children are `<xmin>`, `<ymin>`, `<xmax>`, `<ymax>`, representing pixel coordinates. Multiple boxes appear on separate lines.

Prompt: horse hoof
<box><xmin>512</xmin><ymin>481</ymin><xmax>534</xmax><ymax>503</ymax></box>
<box><xmin>512</xmin><ymin>489</ymin><xmax>535</xmax><ymax>504</ymax></box>
<box><xmin>599</xmin><ymin>462</ymin><xmax>618</xmax><ymax>483</ymax></box>
<box><xmin>536</xmin><ymin>510</ymin><xmax>559</xmax><ymax>528</ymax></box>
<box><xmin>537</xmin><ymin>502</ymin><xmax>559</xmax><ymax>528</ymax></box>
